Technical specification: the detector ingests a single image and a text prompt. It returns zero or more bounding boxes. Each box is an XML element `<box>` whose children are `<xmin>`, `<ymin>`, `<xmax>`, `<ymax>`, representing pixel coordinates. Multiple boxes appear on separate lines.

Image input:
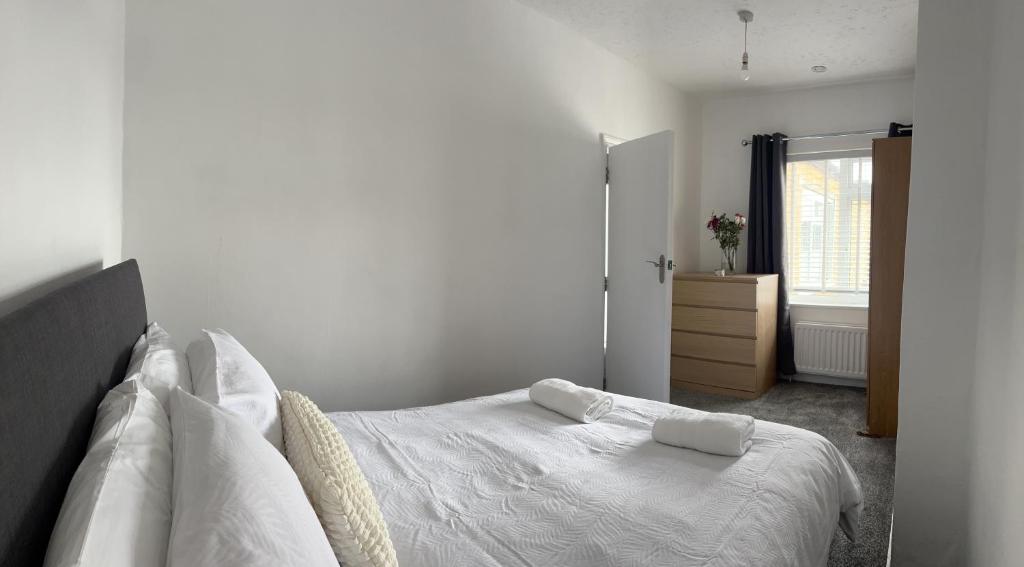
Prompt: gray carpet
<box><xmin>671</xmin><ymin>381</ymin><xmax>895</xmax><ymax>567</ymax></box>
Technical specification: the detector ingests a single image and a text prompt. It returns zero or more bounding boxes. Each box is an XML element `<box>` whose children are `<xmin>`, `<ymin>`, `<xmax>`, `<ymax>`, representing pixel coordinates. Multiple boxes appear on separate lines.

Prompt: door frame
<box><xmin>600</xmin><ymin>133</ymin><xmax>626</xmax><ymax>391</ymax></box>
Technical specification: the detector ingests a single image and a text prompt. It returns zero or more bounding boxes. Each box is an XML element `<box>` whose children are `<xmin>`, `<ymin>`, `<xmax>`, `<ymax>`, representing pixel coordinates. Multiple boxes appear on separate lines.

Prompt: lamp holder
<box><xmin>738</xmin><ymin>9</ymin><xmax>753</xmax><ymax>75</ymax></box>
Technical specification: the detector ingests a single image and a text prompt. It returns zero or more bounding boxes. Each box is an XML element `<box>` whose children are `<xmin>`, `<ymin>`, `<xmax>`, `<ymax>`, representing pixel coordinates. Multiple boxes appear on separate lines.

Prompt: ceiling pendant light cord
<box><xmin>743</xmin><ymin>20</ymin><xmax>749</xmax><ymax>71</ymax></box>
<box><xmin>738</xmin><ymin>10</ymin><xmax>753</xmax><ymax>81</ymax></box>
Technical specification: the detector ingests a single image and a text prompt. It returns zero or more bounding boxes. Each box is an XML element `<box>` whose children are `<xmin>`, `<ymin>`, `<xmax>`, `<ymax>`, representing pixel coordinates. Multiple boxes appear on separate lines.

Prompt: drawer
<box><xmin>671</xmin><ymin>356</ymin><xmax>756</xmax><ymax>391</ymax></box>
<box><xmin>672</xmin><ymin>305</ymin><xmax>756</xmax><ymax>337</ymax></box>
<box><xmin>671</xmin><ymin>331</ymin><xmax>756</xmax><ymax>365</ymax></box>
<box><xmin>674</xmin><ymin>279</ymin><xmax>756</xmax><ymax>310</ymax></box>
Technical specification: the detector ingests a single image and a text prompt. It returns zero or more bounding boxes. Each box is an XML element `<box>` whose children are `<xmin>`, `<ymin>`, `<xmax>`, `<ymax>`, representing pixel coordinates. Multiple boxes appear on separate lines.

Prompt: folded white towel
<box><xmin>529</xmin><ymin>378</ymin><xmax>614</xmax><ymax>423</ymax></box>
<box><xmin>652</xmin><ymin>407</ymin><xmax>755</xmax><ymax>457</ymax></box>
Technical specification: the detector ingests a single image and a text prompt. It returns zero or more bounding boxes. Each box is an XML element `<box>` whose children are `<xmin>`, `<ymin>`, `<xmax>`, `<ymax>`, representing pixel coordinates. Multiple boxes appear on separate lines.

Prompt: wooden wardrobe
<box><xmin>865</xmin><ymin>136</ymin><xmax>912</xmax><ymax>437</ymax></box>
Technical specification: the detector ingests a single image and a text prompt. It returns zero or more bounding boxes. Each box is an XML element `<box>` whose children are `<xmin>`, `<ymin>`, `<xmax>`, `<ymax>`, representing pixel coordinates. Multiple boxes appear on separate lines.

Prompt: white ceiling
<box><xmin>515</xmin><ymin>0</ymin><xmax>918</xmax><ymax>93</ymax></box>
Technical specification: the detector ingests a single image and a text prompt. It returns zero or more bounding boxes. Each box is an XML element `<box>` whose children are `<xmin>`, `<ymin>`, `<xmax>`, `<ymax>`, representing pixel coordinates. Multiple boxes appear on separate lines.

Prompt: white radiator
<box><xmin>793</xmin><ymin>322</ymin><xmax>868</xmax><ymax>380</ymax></box>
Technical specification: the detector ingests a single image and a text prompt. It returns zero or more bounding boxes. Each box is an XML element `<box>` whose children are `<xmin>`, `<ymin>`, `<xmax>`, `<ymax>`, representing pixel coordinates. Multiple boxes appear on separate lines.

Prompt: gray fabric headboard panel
<box><xmin>0</xmin><ymin>260</ymin><xmax>146</xmax><ymax>567</ymax></box>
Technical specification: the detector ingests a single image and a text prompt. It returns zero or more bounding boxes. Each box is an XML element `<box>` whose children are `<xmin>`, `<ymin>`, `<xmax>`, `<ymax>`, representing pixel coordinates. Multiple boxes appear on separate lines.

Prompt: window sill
<box><xmin>789</xmin><ymin>292</ymin><xmax>868</xmax><ymax>310</ymax></box>
<box><xmin>789</xmin><ymin>300</ymin><xmax>868</xmax><ymax>310</ymax></box>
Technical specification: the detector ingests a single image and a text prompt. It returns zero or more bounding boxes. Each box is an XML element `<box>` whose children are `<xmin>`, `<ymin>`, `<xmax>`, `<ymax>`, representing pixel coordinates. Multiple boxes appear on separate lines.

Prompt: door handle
<box><xmin>645</xmin><ymin>255</ymin><xmax>673</xmax><ymax>283</ymax></box>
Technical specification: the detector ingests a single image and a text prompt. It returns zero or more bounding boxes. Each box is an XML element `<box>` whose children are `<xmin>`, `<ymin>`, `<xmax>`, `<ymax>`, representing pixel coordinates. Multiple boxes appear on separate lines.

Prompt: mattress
<box><xmin>328</xmin><ymin>389</ymin><xmax>863</xmax><ymax>567</ymax></box>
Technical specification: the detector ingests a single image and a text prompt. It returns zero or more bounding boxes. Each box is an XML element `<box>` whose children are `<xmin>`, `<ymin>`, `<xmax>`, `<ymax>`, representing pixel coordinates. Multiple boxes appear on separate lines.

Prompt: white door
<box><xmin>605</xmin><ymin>130</ymin><xmax>674</xmax><ymax>402</ymax></box>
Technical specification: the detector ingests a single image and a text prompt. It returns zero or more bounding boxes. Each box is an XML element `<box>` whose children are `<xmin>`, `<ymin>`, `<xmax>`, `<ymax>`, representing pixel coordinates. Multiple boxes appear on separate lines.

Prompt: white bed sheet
<box><xmin>328</xmin><ymin>389</ymin><xmax>862</xmax><ymax>567</ymax></box>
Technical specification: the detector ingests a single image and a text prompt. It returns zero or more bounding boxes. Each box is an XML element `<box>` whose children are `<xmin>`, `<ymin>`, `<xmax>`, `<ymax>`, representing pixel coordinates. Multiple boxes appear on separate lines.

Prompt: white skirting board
<box><xmin>788</xmin><ymin>372</ymin><xmax>866</xmax><ymax>389</ymax></box>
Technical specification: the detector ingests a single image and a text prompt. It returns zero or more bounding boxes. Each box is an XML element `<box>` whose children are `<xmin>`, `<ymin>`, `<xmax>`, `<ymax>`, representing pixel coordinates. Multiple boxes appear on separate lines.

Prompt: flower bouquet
<box><xmin>706</xmin><ymin>212</ymin><xmax>746</xmax><ymax>274</ymax></box>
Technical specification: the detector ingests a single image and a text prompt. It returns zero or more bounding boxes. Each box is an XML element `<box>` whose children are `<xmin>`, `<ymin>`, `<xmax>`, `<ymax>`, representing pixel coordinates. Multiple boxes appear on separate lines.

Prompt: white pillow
<box><xmin>167</xmin><ymin>389</ymin><xmax>336</xmax><ymax>567</ymax></box>
<box><xmin>186</xmin><ymin>329</ymin><xmax>283</xmax><ymax>452</ymax></box>
<box><xmin>43</xmin><ymin>381</ymin><xmax>173</xmax><ymax>567</ymax></box>
<box><xmin>124</xmin><ymin>321</ymin><xmax>192</xmax><ymax>412</ymax></box>
<box><xmin>281</xmin><ymin>391</ymin><xmax>398</xmax><ymax>567</ymax></box>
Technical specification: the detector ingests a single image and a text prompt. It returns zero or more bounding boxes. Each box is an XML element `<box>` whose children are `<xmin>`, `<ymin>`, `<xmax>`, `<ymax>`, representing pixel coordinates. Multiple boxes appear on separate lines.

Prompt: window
<box><xmin>784</xmin><ymin>155</ymin><xmax>871</xmax><ymax>306</ymax></box>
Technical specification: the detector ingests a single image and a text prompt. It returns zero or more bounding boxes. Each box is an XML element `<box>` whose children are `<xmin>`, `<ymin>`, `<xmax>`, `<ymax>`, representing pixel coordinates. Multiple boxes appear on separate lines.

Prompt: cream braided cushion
<box><xmin>281</xmin><ymin>391</ymin><xmax>399</xmax><ymax>567</ymax></box>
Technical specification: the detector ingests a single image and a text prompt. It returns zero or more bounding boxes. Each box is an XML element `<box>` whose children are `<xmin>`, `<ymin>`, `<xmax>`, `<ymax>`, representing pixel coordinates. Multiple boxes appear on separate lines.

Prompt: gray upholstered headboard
<box><xmin>0</xmin><ymin>260</ymin><xmax>147</xmax><ymax>567</ymax></box>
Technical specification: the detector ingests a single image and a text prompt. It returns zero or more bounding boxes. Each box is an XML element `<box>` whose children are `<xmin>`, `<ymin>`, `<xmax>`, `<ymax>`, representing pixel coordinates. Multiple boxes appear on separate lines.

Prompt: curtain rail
<box><xmin>740</xmin><ymin>127</ymin><xmax>909</xmax><ymax>147</ymax></box>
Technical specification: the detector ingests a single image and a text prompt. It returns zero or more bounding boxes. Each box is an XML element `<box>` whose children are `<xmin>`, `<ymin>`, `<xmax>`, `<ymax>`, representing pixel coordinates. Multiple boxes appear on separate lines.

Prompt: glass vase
<box><xmin>721</xmin><ymin>247</ymin><xmax>737</xmax><ymax>274</ymax></box>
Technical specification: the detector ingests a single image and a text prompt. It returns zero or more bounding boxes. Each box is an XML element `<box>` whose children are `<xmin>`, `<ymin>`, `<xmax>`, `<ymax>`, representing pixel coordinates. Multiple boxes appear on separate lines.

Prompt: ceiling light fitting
<box><xmin>738</xmin><ymin>10</ymin><xmax>753</xmax><ymax>82</ymax></box>
<box><xmin>811</xmin><ymin>65</ymin><xmax>828</xmax><ymax>73</ymax></box>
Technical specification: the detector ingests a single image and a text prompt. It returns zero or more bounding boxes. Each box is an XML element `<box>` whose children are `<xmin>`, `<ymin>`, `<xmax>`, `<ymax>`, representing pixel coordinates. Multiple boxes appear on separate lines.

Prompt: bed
<box><xmin>331</xmin><ymin>388</ymin><xmax>860</xmax><ymax>564</ymax></box>
<box><xmin>331</xmin><ymin>390</ymin><xmax>862</xmax><ymax>566</ymax></box>
<box><xmin>0</xmin><ymin>260</ymin><xmax>862</xmax><ymax>567</ymax></box>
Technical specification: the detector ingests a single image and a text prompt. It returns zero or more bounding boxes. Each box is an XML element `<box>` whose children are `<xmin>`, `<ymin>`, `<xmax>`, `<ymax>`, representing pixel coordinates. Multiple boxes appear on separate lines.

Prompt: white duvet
<box><xmin>328</xmin><ymin>389</ymin><xmax>862</xmax><ymax>567</ymax></box>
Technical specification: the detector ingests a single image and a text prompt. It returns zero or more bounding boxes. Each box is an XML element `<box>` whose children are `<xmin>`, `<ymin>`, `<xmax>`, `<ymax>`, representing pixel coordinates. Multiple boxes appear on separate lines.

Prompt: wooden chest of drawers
<box><xmin>670</xmin><ymin>273</ymin><xmax>778</xmax><ymax>399</ymax></box>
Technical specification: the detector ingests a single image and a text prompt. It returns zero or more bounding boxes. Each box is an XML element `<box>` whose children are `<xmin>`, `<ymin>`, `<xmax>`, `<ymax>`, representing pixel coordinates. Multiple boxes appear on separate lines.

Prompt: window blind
<box><xmin>784</xmin><ymin>155</ymin><xmax>872</xmax><ymax>297</ymax></box>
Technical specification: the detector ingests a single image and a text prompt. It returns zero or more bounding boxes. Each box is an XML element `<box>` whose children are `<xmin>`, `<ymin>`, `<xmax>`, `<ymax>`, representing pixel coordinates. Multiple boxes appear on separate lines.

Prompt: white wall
<box><xmin>696</xmin><ymin>78</ymin><xmax>915</xmax><ymax>274</ymax></box>
<box><xmin>967</xmin><ymin>2</ymin><xmax>1024</xmax><ymax>564</ymax></box>
<box><xmin>891</xmin><ymin>0</ymin><xmax>988</xmax><ymax>563</ymax></box>
<box><xmin>123</xmin><ymin>0</ymin><xmax>700</xmax><ymax>411</ymax></box>
<box><xmin>892</xmin><ymin>0</ymin><xmax>1024</xmax><ymax>565</ymax></box>
<box><xmin>0</xmin><ymin>0</ymin><xmax>125</xmax><ymax>315</ymax></box>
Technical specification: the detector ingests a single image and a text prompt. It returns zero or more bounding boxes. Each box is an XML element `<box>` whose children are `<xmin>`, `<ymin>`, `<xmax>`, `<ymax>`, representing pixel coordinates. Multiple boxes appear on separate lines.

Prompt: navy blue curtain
<box><xmin>747</xmin><ymin>133</ymin><xmax>796</xmax><ymax>375</ymax></box>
